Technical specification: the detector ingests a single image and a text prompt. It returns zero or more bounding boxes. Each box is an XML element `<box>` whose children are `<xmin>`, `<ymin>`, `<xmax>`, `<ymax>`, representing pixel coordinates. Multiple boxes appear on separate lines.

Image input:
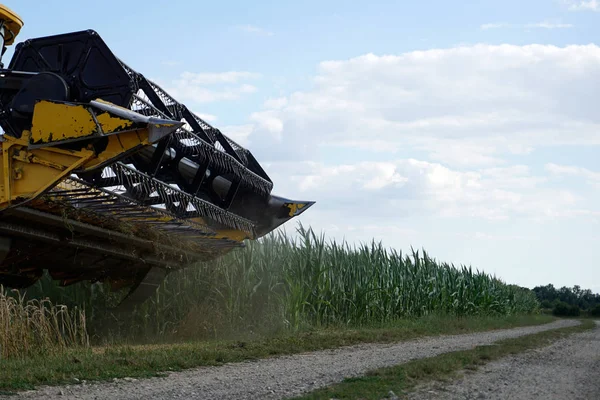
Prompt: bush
<box><xmin>540</xmin><ymin>300</ymin><xmax>553</xmax><ymax>309</ymax></box>
<box><xmin>552</xmin><ymin>301</ymin><xmax>580</xmax><ymax>317</ymax></box>
<box><xmin>591</xmin><ymin>305</ymin><xmax>600</xmax><ymax>317</ymax></box>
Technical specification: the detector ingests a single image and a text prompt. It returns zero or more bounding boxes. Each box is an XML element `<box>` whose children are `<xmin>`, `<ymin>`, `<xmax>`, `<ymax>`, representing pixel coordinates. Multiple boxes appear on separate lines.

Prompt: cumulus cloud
<box><xmin>179</xmin><ymin>71</ymin><xmax>261</xmax><ymax>85</ymax></box>
<box><xmin>565</xmin><ymin>0</ymin><xmax>600</xmax><ymax>11</ymax></box>
<box><xmin>545</xmin><ymin>163</ymin><xmax>600</xmax><ymax>184</ymax></box>
<box><xmin>250</xmin><ymin>111</ymin><xmax>284</xmax><ymax>138</ymax></box>
<box><xmin>481</xmin><ymin>21</ymin><xmax>574</xmax><ymax>30</ymax></box>
<box><xmin>263</xmin><ymin>97</ymin><xmax>288</xmax><ymax>109</ymax></box>
<box><xmin>480</xmin><ymin>23</ymin><xmax>510</xmax><ymax>30</ymax></box>
<box><xmin>266</xmin><ymin>159</ymin><xmax>582</xmax><ymax>226</ymax></box>
<box><xmin>161</xmin><ymin>71</ymin><xmax>260</xmax><ymax>104</ymax></box>
<box><xmin>229</xmin><ymin>46</ymin><xmax>600</xmax><ymax>291</ymax></box>
<box><xmin>243</xmin><ymin>44</ymin><xmax>600</xmax><ymax>167</ymax></box>
<box><xmin>219</xmin><ymin>124</ymin><xmax>253</xmax><ymax>147</ymax></box>
<box><xmin>217</xmin><ymin>43</ymin><xmax>600</xmax><ymax>246</ymax></box>
<box><xmin>195</xmin><ymin>113</ymin><xmax>217</xmax><ymax>122</ymax></box>
<box><xmin>525</xmin><ymin>21</ymin><xmax>573</xmax><ymax>29</ymax></box>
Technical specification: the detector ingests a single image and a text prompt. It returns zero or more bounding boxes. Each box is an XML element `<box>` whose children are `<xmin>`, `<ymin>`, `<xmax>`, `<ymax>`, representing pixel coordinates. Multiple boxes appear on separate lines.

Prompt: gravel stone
<box><xmin>3</xmin><ymin>319</ymin><xmax>580</xmax><ymax>400</ymax></box>
<box><xmin>406</xmin><ymin>320</ymin><xmax>600</xmax><ymax>399</ymax></box>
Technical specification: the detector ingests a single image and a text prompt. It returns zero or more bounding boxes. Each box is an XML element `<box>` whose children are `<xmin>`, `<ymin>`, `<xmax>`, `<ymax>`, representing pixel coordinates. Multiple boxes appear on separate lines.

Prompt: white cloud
<box><xmin>525</xmin><ymin>21</ymin><xmax>574</xmax><ymax>29</ymax></box>
<box><xmin>242</xmin><ymin>44</ymin><xmax>600</xmax><ymax>167</ymax></box>
<box><xmin>179</xmin><ymin>71</ymin><xmax>261</xmax><ymax>85</ymax></box>
<box><xmin>565</xmin><ymin>0</ymin><xmax>600</xmax><ymax>11</ymax></box>
<box><xmin>170</xmin><ymin>84</ymin><xmax>257</xmax><ymax>103</ymax></box>
<box><xmin>217</xmin><ymin>43</ymin><xmax>600</xmax><ymax>256</ymax></box>
<box><xmin>160</xmin><ymin>71</ymin><xmax>260</xmax><ymax>104</ymax></box>
<box><xmin>228</xmin><ymin>44</ymin><xmax>600</xmax><ymax>292</ymax></box>
<box><xmin>250</xmin><ymin>111</ymin><xmax>284</xmax><ymax>139</ymax></box>
<box><xmin>545</xmin><ymin>163</ymin><xmax>600</xmax><ymax>183</ymax></box>
<box><xmin>195</xmin><ymin>113</ymin><xmax>217</xmax><ymax>122</ymax></box>
<box><xmin>220</xmin><ymin>124</ymin><xmax>253</xmax><ymax>147</ymax></box>
<box><xmin>264</xmin><ymin>97</ymin><xmax>288</xmax><ymax>109</ymax></box>
<box><xmin>480</xmin><ymin>23</ymin><xmax>510</xmax><ymax>30</ymax></box>
<box><xmin>481</xmin><ymin>21</ymin><xmax>574</xmax><ymax>30</ymax></box>
<box><xmin>264</xmin><ymin>159</ymin><xmax>585</xmax><ymax>225</ymax></box>
<box><xmin>458</xmin><ymin>232</ymin><xmax>537</xmax><ymax>241</ymax></box>
<box><xmin>236</xmin><ymin>24</ymin><xmax>274</xmax><ymax>36</ymax></box>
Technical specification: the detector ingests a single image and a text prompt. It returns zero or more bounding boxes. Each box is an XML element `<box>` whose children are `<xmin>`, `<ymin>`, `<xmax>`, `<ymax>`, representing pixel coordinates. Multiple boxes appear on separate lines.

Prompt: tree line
<box><xmin>532</xmin><ymin>284</ymin><xmax>600</xmax><ymax>317</ymax></box>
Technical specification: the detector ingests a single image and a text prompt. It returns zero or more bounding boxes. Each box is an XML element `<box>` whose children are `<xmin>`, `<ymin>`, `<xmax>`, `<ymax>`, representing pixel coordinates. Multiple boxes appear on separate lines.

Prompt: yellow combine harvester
<box><xmin>0</xmin><ymin>5</ymin><xmax>314</xmax><ymax>309</ymax></box>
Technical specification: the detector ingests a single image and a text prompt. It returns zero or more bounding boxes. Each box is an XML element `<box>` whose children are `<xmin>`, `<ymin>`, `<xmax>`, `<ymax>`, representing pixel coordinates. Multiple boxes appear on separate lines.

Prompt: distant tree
<box><xmin>569</xmin><ymin>305</ymin><xmax>581</xmax><ymax>317</ymax></box>
<box><xmin>532</xmin><ymin>284</ymin><xmax>600</xmax><ymax>311</ymax></box>
<box><xmin>552</xmin><ymin>301</ymin><xmax>569</xmax><ymax>316</ymax></box>
<box><xmin>540</xmin><ymin>300</ymin><xmax>552</xmax><ymax>309</ymax></box>
<box><xmin>552</xmin><ymin>301</ymin><xmax>580</xmax><ymax>317</ymax></box>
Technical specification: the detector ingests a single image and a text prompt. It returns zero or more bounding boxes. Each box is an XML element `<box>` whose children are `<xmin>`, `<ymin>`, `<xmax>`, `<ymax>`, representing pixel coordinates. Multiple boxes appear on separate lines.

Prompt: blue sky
<box><xmin>5</xmin><ymin>0</ymin><xmax>600</xmax><ymax>292</ymax></box>
<box><xmin>10</xmin><ymin>0</ymin><xmax>600</xmax><ymax>124</ymax></box>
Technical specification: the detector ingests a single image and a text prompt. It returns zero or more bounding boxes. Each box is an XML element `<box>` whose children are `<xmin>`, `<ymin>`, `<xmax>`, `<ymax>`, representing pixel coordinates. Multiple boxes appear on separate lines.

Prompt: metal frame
<box><xmin>0</xmin><ymin>28</ymin><xmax>314</xmax><ymax>308</ymax></box>
<box><xmin>0</xmin><ymin>30</ymin><xmax>274</xmax><ymax>229</ymax></box>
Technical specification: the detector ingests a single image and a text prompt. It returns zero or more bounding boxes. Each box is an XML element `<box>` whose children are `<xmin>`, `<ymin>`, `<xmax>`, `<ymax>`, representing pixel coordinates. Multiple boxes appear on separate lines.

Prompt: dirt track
<box><xmin>407</xmin><ymin>320</ymin><xmax>600</xmax><ymax>400</ymax></box>
<box><xmin>5</xmin><ymin>319</ymin><xmax>584</xmax><ymax>400</ymax></box>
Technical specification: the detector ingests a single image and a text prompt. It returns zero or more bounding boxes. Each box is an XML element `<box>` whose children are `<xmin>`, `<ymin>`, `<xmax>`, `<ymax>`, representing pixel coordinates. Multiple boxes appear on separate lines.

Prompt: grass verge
<box><xmin>0</xmin><ymin>314</ymin><xmax>554</xmax><ymax>392</ymax></box>
<box><xmin>293</xmin><ymin>318</ymin><xmax>596</xmax><ymax>400</ymax></box>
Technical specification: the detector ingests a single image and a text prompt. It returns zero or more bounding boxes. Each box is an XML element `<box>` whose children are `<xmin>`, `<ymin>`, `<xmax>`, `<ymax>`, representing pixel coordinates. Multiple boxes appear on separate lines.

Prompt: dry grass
<box><xmin>0</xmin><ymin>286</ymin><xmax>89</xmax><ymax>359</ymax></box>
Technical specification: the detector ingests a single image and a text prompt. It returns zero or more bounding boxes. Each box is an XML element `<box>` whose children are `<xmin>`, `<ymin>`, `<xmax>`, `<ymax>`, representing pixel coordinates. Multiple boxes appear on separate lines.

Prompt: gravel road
<box><xmin>407</xmin><ymin>320</ymin><xmax>600</xmax><ymax>400</ymax></box>
<box><xmin>6</xmin><ymin>319</ymin><xmax>581</xmax><ymax>400</ymax></box>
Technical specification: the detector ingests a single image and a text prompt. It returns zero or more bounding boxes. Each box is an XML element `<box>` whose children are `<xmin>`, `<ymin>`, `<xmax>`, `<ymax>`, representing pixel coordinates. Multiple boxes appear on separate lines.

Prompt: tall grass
<box><xmin>16</xmin><ymin>224</ymin><xmax>539</xmax><ymax>344</ymax></box>
<box><xmin>0</xmin><ymin>286</ymin><xmax>88</xmax><ymax>359</ymax></box>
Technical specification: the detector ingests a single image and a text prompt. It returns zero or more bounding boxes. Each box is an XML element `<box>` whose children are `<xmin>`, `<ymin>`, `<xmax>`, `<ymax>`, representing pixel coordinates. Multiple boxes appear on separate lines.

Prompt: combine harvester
<box><xmin>0</xmin><ymin>5</ymin><xmax>314</xmax><ymax>309</ymax></box>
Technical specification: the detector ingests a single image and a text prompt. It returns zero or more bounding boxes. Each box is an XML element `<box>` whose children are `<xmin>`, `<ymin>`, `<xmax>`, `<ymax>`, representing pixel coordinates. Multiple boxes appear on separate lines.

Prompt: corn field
<box><xmin>10</xmin><ymin>224</ymin><xmax>539</xmax><ymax>344</ymax></box>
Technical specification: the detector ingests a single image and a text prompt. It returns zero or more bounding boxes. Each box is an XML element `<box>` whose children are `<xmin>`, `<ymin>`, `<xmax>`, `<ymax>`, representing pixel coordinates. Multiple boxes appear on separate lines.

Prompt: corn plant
<box><xmin>11</xmin><ymin>223</ymin><xmax>540</xmax><ymax>343</ymax></box>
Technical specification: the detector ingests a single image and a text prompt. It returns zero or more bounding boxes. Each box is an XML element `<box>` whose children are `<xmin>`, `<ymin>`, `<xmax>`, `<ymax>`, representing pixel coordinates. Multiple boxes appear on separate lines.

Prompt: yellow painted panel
<box><xmin>95</xmin><ymin>112</ymin><xmax>134</xmax><ymax>133</ymax></box>
<box><xmin>212</xmin><ymin>229</ymin><xmax>248</xmax><ymax>241</ymax></box>
<box><xmin>0</xmin><ymin>4</ymin><xmax>24</xmax><ymax>45</ymax></box>
<box><xmin>82</xmin><ymin>129</ymin><xmax>149</xmax><ymax>170</ymax></box>
<box><xmin>286</xmin><ymin>202</ymin><xmax>309</xmax><ymax>217</ymax></box>
<box><xmin>30</xmin><ymin>101</ymin><xmax>97</xmax><ymax>143</ymax></box>
<box><xmin>10</xmin><ymin>162</ymin><xmax>71</xmax><ymax>199</ymax></box>
<box><xmin>0</xmin><ymin>137</ymin><xmax>94</xmax><ymax>209</ymax></box>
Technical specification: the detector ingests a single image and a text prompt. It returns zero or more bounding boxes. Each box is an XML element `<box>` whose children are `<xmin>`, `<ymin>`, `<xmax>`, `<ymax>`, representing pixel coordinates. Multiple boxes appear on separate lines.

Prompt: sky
<box><xmin>5</xmin><ymin>0</ymin><xmax>600</xmax><ymax>293</ymax></box>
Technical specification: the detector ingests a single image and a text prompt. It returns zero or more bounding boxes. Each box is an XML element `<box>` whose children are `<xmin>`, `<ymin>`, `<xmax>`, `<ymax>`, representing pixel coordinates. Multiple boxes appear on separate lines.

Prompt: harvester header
<box><xmin>0</xmin><ymin>4</ymin><xmax>314</xmax><ymax>309</ymax></box>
